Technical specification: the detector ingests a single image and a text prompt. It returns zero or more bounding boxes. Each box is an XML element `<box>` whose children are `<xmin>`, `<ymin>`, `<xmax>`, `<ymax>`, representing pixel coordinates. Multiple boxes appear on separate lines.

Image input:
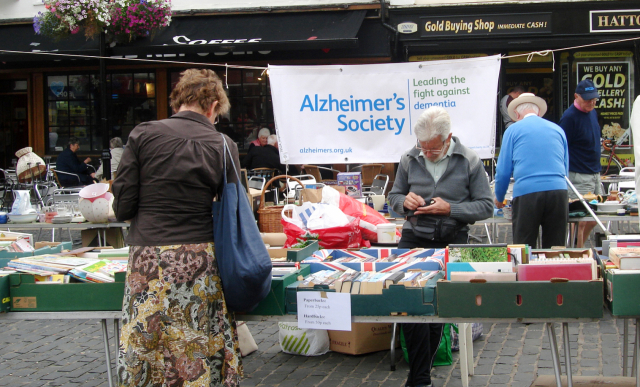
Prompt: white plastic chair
<box><xmin>618</xmin><ymin>167</ymin><xmax>635</xmax><ymax>191</ymax></box>
<box><xmin>284</xmin><ymin>174</ymin><xmax>317</xmax><ymax>200</ymax></box>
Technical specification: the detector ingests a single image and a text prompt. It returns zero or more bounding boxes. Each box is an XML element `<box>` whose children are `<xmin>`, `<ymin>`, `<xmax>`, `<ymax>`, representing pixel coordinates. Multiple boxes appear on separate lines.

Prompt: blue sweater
<box><xmin>559</xmin><ymin>105</ymin><xmax>601</xmax><ymax>174</ymax></box>
<box><xmin>495</xmin><ymin>115</ymin><xmax>569</xmax><ymax>201</ymax></box>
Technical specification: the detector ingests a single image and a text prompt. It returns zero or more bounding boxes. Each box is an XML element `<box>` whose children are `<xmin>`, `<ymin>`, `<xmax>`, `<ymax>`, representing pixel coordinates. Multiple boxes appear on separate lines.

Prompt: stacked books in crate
<box><xmin>5</xmin><ymin>255</ymin><xmax>127</xmax><ymax>283</ymax></box>
<box><xmin>601</xmin><ymin>235</ymin><xmax>640</xmax><ymax>316</ymax></box>
<box><xmin>295</xmin><ymin>269</ymin><xmax>439</xmax><ymax>294</ymax></box>
<box><xmin>0</xmin><ymin>238</ymin><xmax>34</xmax><ymax>253</ymax></box>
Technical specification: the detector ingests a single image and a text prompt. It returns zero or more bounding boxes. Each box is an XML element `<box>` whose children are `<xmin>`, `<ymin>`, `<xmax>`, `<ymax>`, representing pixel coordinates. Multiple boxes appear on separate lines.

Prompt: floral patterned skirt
<box><xmin>117</xmin><ymin>243</ymin><xmax>243</xmax><ymax>387</ymax></box>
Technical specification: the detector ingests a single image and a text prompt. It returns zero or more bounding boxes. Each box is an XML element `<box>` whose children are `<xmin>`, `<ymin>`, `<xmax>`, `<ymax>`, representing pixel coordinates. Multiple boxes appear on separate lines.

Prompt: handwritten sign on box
<box><xmin>297</xmin><ymin>291</ymin><xmax>352</xmax><ymax>331</ymax></box>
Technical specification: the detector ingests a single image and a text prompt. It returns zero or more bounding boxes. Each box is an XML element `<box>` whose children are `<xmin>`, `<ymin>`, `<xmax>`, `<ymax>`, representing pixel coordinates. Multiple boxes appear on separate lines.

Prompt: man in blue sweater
<box><xmin>559</xmin><ymin>79</ymin><xmax>602</xmax><ymax>247</ymax></box>
<box><xmin>494</xmin><ymin>93</ymin><xmax>569</xmax><ymax>248</ymax></box>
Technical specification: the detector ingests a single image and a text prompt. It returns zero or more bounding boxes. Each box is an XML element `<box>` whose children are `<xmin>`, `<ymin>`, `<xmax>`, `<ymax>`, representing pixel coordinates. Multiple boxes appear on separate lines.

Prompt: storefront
<box><xmin>0</xmin><ymin>8</ymin><xmax>391</xmax><ymax>169</ymax></box>
<box><xmin>389</xmin><ymin>0</ymin><xmax>639</xmax><ymax>170</ymax></box>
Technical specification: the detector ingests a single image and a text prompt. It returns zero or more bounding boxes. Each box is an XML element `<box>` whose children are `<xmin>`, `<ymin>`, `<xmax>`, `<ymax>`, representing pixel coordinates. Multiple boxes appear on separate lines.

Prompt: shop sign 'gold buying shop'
<box><xmin>419</xmin><ymin>13</ymin><xmax>552</xmax><ymax>37</ymax></box>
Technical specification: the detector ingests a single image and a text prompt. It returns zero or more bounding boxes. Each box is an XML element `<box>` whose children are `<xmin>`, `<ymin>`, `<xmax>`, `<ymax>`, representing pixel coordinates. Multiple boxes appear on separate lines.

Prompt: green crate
<box><xmin>10</xmin><ymin>272</ymin><xmax>125</xmax><ymax>312</ymax></box>
<box><xmin>437</xmin><ymin>279</ymin><xmax>603</xmax><ymax>319</ymax></box>
<box><xmin>286</xmin><ymin>241</ymin><xmax>320</xmax><ymax>262</ymax></box>
<box><xmin>285</xmin><ymin>271</ymin><xmax>443</xmax><ymax>316</ymax></box>
<box><xmin>604</xmin><ymin>268</ymin><xmax>640</xmax><ymax>317</ymax></box>
<box><xmin>0</xmin><ymin>276</ymin><xmax>10</xmax><ymax>313</ymax></box>
<box><xmin>244</xmin><ymin>265</ymin><xmax>311</xmax><ymax>316</ymax></box>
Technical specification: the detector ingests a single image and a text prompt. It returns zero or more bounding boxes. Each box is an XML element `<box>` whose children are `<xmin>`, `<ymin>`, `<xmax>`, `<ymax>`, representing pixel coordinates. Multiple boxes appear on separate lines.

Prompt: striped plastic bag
<box><xmin>278</xmin><ymin>322</ymin><xmax>330</xmax><ymax>356</ymax></box>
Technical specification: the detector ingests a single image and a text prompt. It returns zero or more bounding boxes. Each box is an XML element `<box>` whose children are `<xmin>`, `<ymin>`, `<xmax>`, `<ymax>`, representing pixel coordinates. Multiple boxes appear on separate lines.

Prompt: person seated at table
<box><xmin>248</xmin><ymin>127</ymin><xmax>270</xmax><ymax>149</ymax></box>
<box><xmin>55</xmin><ymin>137</ymin><xmax>96</xmax><ymax>187</ymax></box>
<box><xmin>243</xmin><ymin>134</ymin><xmax>298</xmax><ymax>176</ymax></box>
<box><xmin>95</xmin><ymin>137</ymin><xmax>124</xmax><ymax>181</ymax></box>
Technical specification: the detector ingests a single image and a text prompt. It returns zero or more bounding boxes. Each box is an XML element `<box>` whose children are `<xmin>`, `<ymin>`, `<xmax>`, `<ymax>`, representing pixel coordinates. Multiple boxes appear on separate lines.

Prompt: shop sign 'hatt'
<box><xmin>590</xmin><ymin>10</ymin><xmax>640</xmax><ymax>32</ymax></box>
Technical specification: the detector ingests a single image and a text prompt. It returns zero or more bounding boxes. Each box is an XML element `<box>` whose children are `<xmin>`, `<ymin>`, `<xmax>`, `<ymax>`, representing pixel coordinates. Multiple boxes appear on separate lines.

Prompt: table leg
<box><xmin>625</xmin><ymin>319</ymin><xmax>629</xmax><ymax>376</ymax></box>
<box><xmin>546</xmin><ymin>323</ymin><xmax>563</xmax><ymax>387</ymax></box>
<box><xmin>459</xmin><ymin>323</ymin><xmax>469</xmax><ymax>387</ymax></box>
<box><xmin>633</xmin><ymin>318</ymin><xmax>640</xmax><ymax>387</ymax></box>
<box><xmin>484</xmin><ymin>223</ymin><xmax>492</xmax><ymax>244</ymax></box>
<box><xmin>101</xmin><ymin>319</ymin><xmax>115</xmax><ymax>387</ymax></box>
<box><xmin>466</xmin><ymin>323</ymin><xmax>474</xmax><ymax>376</ymax></box>
<box><xmin>562</xmin><ymin>323</ymin><xmax>573</xmax><ymax>387</ymax></box>
<box><xmin>390</xmin><ymin>323</ymin><xmax>397</xmax><ymax>371</ymax></box>
<box><xmin>98</xmin><ymin>229</ymin><xmax>102</xmax><ymax>247</ymax></box>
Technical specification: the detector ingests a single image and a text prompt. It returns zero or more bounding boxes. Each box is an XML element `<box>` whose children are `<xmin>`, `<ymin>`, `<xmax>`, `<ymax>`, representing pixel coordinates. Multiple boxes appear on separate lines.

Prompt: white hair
<box><xmin>515</xmin><ymin>102</ymin><xmax>540</xmax><ymax>116</ymax></box>
<box><xmin>414</xmin><ymin>107</ymin><xmax>451</xmax><ymax>142</ymax></box>
<box><xmin>267</xmin><ymin>134</ymin><xmax>277</xmax><ymax>146</ymax></box>
<box><xmin>258</xmin><ymin>128</ymin><xmax>271</xmax><ymax>139</ymax></box>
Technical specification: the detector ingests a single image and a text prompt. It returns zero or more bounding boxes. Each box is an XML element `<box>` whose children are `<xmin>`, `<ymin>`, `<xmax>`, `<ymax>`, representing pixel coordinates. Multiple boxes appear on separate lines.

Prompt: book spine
<box><xmin>8</xmin><ymin>262</ymin><xmax>68</xmax><ymax>274</ymax></box>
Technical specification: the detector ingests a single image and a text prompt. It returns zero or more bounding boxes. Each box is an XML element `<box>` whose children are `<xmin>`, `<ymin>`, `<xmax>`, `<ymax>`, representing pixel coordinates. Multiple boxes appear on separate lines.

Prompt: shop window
<box><xmin>45</xmin><ymin>72</ymin><xmax>157</xmax><ymax>153</ymax></box>
<box><xmin>169</xmin><ymin>68</ymin><xmax>274</xmax><ymax>151</ymax></box>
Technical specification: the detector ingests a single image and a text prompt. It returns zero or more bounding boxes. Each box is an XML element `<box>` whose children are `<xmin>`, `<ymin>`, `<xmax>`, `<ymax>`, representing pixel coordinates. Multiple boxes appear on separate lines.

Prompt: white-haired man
<box><xmin>494</xmin><ymin>93</ymin><xmax>569</xmax><ymax>248</ymax></box>
<box><xmin>388</xmin><ymin>106</ymin><xmax>493</xmax><ymax>387</ymax></box>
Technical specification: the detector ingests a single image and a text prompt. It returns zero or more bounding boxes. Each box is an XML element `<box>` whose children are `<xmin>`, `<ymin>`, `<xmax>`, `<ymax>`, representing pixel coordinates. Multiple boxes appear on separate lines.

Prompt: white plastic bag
<box><xmin>278</xmin><ymin>322</ymin><xmax>330</xmax><ymax>356</ymax></box>
<box><xmin>281</xmin><ymin>203</ymin><xmax>350</xmax><ymax>231</ymax></box>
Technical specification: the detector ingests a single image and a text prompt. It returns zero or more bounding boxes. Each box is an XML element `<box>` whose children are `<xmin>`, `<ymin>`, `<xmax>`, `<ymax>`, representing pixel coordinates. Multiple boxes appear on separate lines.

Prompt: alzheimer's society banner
<box><xmin>269</xmin><ymin>55</ymin><xmax>501</xmax><ymax>164</ymax></box>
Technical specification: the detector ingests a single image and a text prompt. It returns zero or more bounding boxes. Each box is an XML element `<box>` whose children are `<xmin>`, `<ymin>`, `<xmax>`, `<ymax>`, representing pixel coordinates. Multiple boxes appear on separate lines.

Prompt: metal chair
<box><xmin>51</xmin><ymin>168</ymin><xmax>83</xmax><ymax>188</ymax></box>
<box><xmin>284</xmin><ymin>174</ymin><xmax>317</xmax><ymax>200</ymax></box>
<box><xmin>247</xmin><ymin>167</ymin><xmax>279</xmax><ymax>181</ymax></box>
<box><xmin>362</xmin><ymin>174</ymin><xmax>389</xmax><ymax>196</ymax></box>
<box><xmin>618</xmin><ymin>167</ymin><xmax>635</xmax><ymax>192</ymax></box>
<box><xmin>248</xmin><ymin>176</ymin><xmax>266</xmax><ymax>192</ymax></box>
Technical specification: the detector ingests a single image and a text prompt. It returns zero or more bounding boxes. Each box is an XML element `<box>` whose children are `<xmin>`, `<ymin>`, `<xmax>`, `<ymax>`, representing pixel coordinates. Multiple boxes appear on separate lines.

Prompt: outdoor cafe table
<box><xmin>1</xmin><ymin>222</ymin><xmax>130</xmax><ymax>246</ymax></box>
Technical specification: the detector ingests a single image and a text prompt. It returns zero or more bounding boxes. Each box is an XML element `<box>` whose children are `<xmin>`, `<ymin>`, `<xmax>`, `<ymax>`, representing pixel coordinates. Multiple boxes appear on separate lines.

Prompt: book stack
<box><xmin>7</xmin><ymin>255</ymin><xmax>128</xmax><ymax>283</ymax></box>
<box><xmin>0</xmin><ymin>238</ymin><xmax>34</xmax><ymax>253</ymax></box>
<box><xmin>297</xmin><ymin>270</ymin><xmax>440</xmax><ymax>294</ymax></box>
<box><xmin>609</xmin><ymin>247</ymin><xmax>640</xmax><ymax>270</ymax></box>
<box><xmin>519</xmin><ymin>250</ymin><xmax>596</xmax><ymax>281</ymax></box>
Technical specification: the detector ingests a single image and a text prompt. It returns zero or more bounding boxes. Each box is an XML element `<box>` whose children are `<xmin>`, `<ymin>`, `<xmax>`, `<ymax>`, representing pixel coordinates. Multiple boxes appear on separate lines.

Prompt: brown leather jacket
<box><xmin>113</xmin><ymin>111</ymin><xmax>240</xmax><ymax>246</ymax></box>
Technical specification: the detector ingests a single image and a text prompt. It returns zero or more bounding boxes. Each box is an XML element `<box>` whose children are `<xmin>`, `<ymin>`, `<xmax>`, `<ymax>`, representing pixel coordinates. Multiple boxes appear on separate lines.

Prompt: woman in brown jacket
<box><xmin>113</xmin><ymin>69</ymin><xmax>242</xmax><ymax>386</ymax></box>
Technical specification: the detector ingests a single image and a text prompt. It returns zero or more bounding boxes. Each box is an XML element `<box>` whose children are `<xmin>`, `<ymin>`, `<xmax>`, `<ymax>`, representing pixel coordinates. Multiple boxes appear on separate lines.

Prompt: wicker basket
<box><xmin>258</xmin><ymin>175</ymin><xmax>304</xmax><ymax>233</ymax></box>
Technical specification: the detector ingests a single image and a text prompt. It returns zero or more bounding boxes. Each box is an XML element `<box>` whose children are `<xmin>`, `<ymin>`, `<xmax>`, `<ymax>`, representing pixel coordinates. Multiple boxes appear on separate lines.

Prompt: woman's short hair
<box><xmin>414</xmin><ymin>107</ymin><xmax>451</xmax><ymax>143</ymax></box>
<box><xmin>170</xmin><ymin>69</ymin><xmax>230</xmax><ymax>116</ymax></box>
<box><xmin>258</xmin><ymin>128</ymin><xmax>271</xmax><ymax>139</ymax></box>
<box><xmin>267</xmin><ymin>134</ymin><xmax>277</xmax><ymax>145</ymax></box>
<box><xmin>110</xmin><ymin>137</ymin><xmax>123</xmax><ymax>148</ymax></box>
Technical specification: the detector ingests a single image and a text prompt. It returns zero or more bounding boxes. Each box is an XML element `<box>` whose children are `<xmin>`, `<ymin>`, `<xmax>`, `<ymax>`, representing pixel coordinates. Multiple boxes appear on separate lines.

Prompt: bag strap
<box><xmin>220</xmin><ymin>134</ymin><xmax>241</xmax><ymax>186</ymax></box>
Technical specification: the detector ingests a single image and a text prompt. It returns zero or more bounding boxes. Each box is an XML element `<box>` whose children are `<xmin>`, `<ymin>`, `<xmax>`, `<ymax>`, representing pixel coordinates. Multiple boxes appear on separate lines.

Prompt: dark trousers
<box><xmin>512</xmin><ymin>189</ymin><xmax>568</xmax><ymax>249</ymax></box>
<box><xmin>398</xmin><ymin>229</ymin><xmax>468</xmax><ymax>386</ymax></box>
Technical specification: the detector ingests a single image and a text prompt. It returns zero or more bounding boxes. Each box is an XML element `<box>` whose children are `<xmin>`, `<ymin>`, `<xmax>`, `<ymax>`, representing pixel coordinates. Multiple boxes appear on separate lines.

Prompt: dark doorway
<box><xmin>0</xmin><ymin>83</ymin><xmax>29</xmax><ymax>169</ymax></box>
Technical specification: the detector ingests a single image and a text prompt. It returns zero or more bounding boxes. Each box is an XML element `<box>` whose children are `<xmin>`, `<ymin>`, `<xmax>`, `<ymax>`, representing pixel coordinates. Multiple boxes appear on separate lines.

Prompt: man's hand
<box><xmin>403</xmin><ymin>192</ymin><xmax>427</xmax><ymax>211</ymax></box>
<box><xmin>414</xmin><ymin>197</ymin><xmax>451</xmax><ymax>216</ymax></box>
<box><xmin>494</xmin><ymin>197</ymin><xmax>505</xmax><ymax>209</ymax></box>
<box><xmin>84</xmin><ymin>157</ymin><xmax>92</xmax><ymax>164</ymax></box>
<box><xmin>90</xmin><ymin>173</ymin><xmax>96</xmax><ymax>179</ymax></box>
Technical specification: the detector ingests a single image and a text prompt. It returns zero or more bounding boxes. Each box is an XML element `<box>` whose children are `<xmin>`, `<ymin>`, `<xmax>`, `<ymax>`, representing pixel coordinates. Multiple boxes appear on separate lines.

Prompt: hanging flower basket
<box><xmin>109</xmin><ymin>0</ymin><xmax>172</xmax><ymax>43</ymax></box>
<box><xmin>33</xmin><ymin>0</ymin><xmax>112</xmax><ymax>40</ymax></box>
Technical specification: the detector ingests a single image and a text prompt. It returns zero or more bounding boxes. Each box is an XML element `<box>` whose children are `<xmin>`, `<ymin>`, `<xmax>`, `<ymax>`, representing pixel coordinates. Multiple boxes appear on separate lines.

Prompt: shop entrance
<box><xmin>0</xmin><ymin>89</ymin><xmax>29</xmax><ymax>170</ymax></box>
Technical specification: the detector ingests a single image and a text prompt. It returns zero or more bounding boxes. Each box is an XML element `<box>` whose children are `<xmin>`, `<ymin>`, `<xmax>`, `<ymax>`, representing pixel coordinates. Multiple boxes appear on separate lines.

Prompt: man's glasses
<box><xmin>416</xmin><ymin>141</ymin><xmax>446</xmax><ymax>155</ymax></box>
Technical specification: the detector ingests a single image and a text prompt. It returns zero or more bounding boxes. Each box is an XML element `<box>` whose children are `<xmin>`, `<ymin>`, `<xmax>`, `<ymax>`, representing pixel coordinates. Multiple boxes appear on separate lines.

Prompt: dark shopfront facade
<box><xmin>0</xmin><ymin>8</ymin><xmax>391</xmax><ymax>169</ymax></box>
<box><xmin>390</xmin><ymin>0</ymin><xmax>640</xmax><ymax>168</ymax></box>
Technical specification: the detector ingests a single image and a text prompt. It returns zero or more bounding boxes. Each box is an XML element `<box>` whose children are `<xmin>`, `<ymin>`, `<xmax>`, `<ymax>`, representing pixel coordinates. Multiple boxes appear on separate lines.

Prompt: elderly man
<box><xmin>55</xmin><ymin>136</ymin><xmax>96</xmax><ymax>186</ymax></box>
<box><xmin>559</xmin><ymin>79</ymin><xmax>603</xmax><ymax>247</ymax></box>
<box><xmin>388</xmin><ymin>106</ymin><xmax>493</xmax><ymax>387</ymax></box>
<box><xmin>494</xmin><ymin>93</ymin><xmax>569</xmax><ymax>248</ymax></box>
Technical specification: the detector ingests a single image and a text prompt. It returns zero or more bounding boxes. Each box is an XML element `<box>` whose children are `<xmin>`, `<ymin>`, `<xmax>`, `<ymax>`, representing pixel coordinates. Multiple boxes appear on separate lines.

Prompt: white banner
<box><xmin>269</xmin><ymin>55</ymin><xmax>501</xmax><ymax>164</ymax></box>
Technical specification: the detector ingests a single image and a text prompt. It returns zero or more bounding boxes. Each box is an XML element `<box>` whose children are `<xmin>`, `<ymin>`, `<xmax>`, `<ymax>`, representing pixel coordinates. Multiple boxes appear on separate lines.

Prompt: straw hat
<box><xmin>507</xmin><ymin>93</ymin><xmax>547</xmax><ymax>121</ymax></box>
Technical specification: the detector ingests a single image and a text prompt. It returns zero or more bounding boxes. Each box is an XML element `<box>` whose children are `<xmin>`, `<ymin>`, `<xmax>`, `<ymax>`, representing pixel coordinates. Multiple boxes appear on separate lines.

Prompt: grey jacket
<box><xmin>388</xmin><ymin>137</ymin><xmax>493</xmax><ymax>231</ymax></box>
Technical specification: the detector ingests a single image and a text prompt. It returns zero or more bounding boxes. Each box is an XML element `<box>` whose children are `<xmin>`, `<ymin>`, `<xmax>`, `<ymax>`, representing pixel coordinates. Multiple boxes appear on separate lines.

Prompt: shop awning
<box><xmin>0</xmin><ymin>24</ymin><xmax>100</xmax><ymax>62</ymax></box>
<box><xmin>111</xmin><ymin>10</ymin><xmax>367</xmax><ymax>56</ymax></box>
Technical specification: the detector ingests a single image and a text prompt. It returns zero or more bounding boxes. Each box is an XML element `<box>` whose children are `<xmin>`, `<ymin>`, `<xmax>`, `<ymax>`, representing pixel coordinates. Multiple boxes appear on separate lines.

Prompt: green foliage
<box><xmin>291</xmin><ymin>233</ymin><xmax>321</xmax><ymax>249</ymax></box>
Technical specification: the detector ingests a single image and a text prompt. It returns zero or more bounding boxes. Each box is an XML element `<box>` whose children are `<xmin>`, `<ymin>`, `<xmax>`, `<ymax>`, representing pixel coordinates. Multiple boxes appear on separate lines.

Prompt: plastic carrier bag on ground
<box><xmin>278</xmin><ymin>322</ymin><xmax>330</xmax><ymax>356</ymax></box>
<box><xmin>451</xmin><ymin>323</ymin><xmax>484</xmax><ymax>352</ymax></box>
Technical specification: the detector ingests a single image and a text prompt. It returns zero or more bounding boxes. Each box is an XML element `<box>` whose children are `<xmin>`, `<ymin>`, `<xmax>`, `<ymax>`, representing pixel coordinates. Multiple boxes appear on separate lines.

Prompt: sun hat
<box><xmin>507</xmin><ymin>93</ymin><xmax>548</xmax><ymax>121</ymax></box>
<box><xmin>575</xmin><ymin>79</ymin><xmax>600</xmax><ymax>100</ymax></box>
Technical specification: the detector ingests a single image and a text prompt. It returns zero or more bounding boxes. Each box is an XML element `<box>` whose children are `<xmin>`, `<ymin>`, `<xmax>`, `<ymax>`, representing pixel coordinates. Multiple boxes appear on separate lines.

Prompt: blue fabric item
<box><xmin>559</xmin><ymin>104</ymin><xmax>602</xmax><ymax>174</ymax></box>
<box><xmin>212</xmin><ymin>136</ymin><xmax>272</xmax><ymax>313</ymax></box>
<box><xmin>495</xmin><ymin>115</ymin><xmax>569</xmax><ymax>202</ymax></box>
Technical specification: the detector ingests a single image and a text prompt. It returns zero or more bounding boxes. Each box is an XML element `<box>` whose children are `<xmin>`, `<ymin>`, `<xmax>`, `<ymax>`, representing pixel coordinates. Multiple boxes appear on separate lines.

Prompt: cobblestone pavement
<box><xmin>0</xmin><ymin>223</ymin><xmax>637</xmax><ymax>386</ymax></box>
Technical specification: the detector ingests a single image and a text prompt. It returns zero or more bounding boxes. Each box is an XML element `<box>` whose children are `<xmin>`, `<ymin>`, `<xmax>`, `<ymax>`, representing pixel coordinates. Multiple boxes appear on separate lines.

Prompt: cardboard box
<box><xmin>450</xmin><ymin>271</ymin><xmax>516</xmax><ymax>281</ymax></box>
<box><xmin>266</xmin><ymin>241</ymin><xmax>319</xmax><ymax>262</ymax></box>
<box><xmin>34</xmin><ymin>241</ymin><xmax>73</xmax><ymax>252</ymax></box>
<box><xmin>337</xmin><ymin>172</ymin><xmax>362</xmax><ymax>197</ymax></box>
<box><xmin>0</xmin><ymin>275</ymin><xmax>11</xmax><ymax>313</ymax></box>
<box><xmin>10</xmin><ymin>272</ymin><xmax>125</xmax><ymax>312</ymax></box>
<box><xmin>303</xmin><ymin>248</ymin><xmax>445</xmax><ymax>273</ymax></box>
<box><xmin>437</xmin><ymin>279</ymin><xmax>603</xmax><ymax>319</ymax></box>
<box><xmin>81</xmin><ymin>228</ymin><xmax>125</xmax><ymax>248</ymax></box>
<box><xmin>286</xmin><ymin>271</ymin><xmax>443</xmax><ymax>316</ymax></box>
<box><xmin>518</xmin><ymin>263</ymin><xmax>594</xmax><ymax>281</ymax></box>
<box><xmin>261</xmin><ymin>233</ymin><xmax>287</xmax><ymax>247</ymax></box>
<box><xmin>445</xmin><ymin>261</ymin><xmax>513</xmax><ymax>280</ymax></box>
<box><xmin>329</xmin><ymin>323</ymin><xmax>398</xmax><ymax>355</ymax></box>
<box><xmin>0</xmin><ymin>231</ymin><xmax>34</xmax><ymax>246</ymax></box>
